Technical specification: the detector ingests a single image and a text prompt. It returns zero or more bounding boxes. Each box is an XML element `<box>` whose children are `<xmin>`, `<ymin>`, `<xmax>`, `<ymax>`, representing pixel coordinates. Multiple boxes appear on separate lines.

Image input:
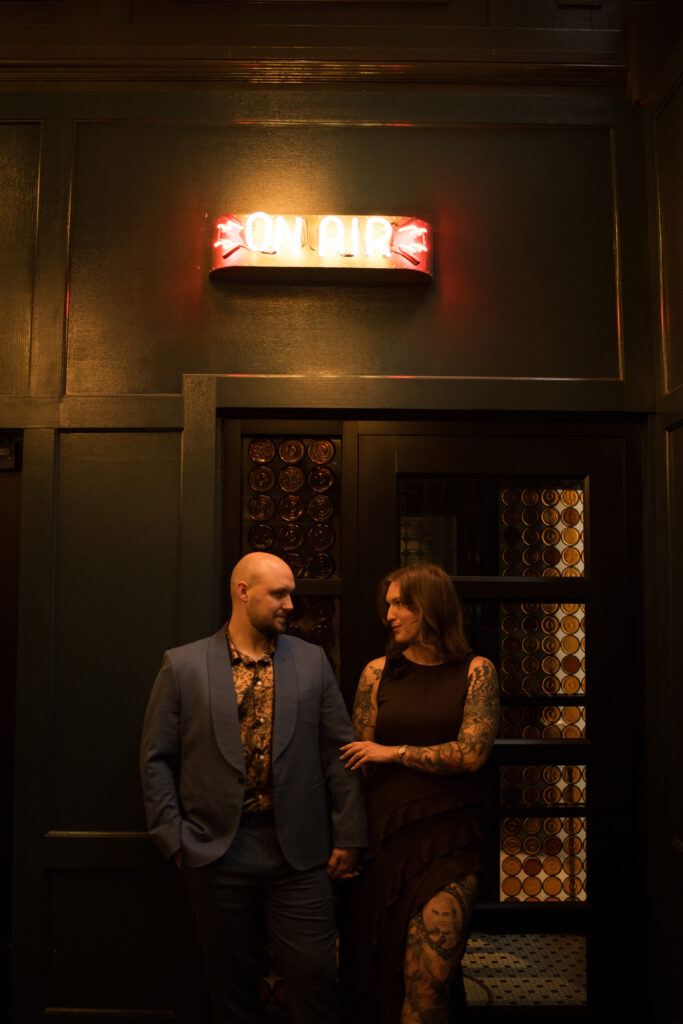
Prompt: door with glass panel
<box><xmin>354</xmin><ymin>421</ymin><xmax>641</xmax><ymax>1021</ymax></box>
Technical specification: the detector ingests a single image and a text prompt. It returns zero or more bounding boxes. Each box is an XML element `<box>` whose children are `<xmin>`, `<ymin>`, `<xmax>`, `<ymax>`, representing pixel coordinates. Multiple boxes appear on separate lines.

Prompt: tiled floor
<box><xmin>462</xmin><ymin>932</ymin><xmax>587</xmax><ymax>1006</ymax></box>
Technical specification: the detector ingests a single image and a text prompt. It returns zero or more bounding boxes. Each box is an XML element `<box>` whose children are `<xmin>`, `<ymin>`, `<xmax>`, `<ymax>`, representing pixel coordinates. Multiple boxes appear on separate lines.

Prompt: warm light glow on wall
<box><xmin>211</xmin><ymin>212</ymin><xmax>432</xmax><ymax>282</ymax></box>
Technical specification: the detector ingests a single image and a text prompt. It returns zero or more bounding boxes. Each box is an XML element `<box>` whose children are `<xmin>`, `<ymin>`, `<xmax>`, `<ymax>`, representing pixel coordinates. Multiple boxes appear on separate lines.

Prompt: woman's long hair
<box><xmin>378</xmin><ymin>563</ymin><xmax>470</xmax><ymax>662</ymax></box>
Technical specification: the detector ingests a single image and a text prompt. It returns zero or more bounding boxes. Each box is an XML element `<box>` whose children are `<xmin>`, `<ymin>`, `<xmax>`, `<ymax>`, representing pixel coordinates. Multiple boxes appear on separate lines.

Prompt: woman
<box><xmin>340</xmin><ymin>563</ymin><xmax>499</xmax><ymax>1024</ymax></box>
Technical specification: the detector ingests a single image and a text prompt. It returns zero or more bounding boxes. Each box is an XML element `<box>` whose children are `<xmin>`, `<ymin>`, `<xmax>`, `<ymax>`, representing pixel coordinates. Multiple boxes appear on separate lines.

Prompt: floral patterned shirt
<box><xmin>227</xmin><ymin>632</ymin><xmax>275</xmax><ymax>814</ymax></box>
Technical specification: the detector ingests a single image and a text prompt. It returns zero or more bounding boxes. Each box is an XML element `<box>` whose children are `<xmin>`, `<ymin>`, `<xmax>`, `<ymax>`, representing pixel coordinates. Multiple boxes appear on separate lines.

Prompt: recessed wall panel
<box><xmin>655</xmin><ymin>79</ymin><xmax>683</xmax><ymax>396</ymax></box>
<box><xmin>66</xmin><ymin>120</ymin><xmax>621</xmax><ymax>394</ymax></box>
<box><xmin>52</xmin><ymin>431</ymin><xmax>180</xmax><ymax>830</ymax></box>
<box><xmin>0</xmin><ymin>123</ymin><xmax>40</xmax><ymax>395</ymax></box>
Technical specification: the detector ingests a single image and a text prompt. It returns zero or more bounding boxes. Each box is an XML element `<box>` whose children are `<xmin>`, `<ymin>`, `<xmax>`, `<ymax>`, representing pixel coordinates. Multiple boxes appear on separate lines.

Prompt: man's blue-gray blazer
<box><xmin>140</xmin><ymin>627</ymin><xmax>367</xmax><ymax>869</ymax></box>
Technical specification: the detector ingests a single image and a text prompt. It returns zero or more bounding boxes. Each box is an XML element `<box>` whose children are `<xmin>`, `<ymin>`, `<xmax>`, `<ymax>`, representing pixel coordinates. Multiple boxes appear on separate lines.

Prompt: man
<box><xmin>140</xmin><ymin>552</ymin><xmax>366</xmax><ymax>1024</ymax></box>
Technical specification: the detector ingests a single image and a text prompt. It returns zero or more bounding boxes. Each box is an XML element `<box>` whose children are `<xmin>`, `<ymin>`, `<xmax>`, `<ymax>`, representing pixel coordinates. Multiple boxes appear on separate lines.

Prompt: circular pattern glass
<box><xmin>501</xmin><ymin>488</ymin><xmax>520</xmax><ymax>506</ymax></box>
<box><xmin>562</xmin><ymin>546</ymin><xmax>581</xmax><ymax>567</ymax></box>
<box><xmin>544</xmin><ymin>855</ymin><xmax>563</xmax><ymax>876</ymax></box>
<box><xmin>308</xmin><ymin>524</ymin><xmax>335</xmax><ymax>551</ymax></box>
<box><xmin>502</xmin><ymin>876</ymin><xmax>522</xmax><ymax>897</ymax></box>
<box><xmin>503</xmin><ymin>835</ymin><xmax>522</xmax><ymax>856</ymax></box>
<box><xmin>541</xmin><ymin>488</ymin><xmax>559</xmax><ymax>506</ymax></box>
<box><xmin>502</xmin><ymin>548</ymin><xmax>521</xmax><ymax>566</ymax></box>
<box><xmin>248</xmin><ymin>438</ymin><xmax>276</xmax><ymax>464</ymax></box>
<box><xmin>544</xmin><ymin>817</ymin><xmax>561</xmax><ymax>835</ymax></box>
<box><xmin>544</xmin><ymin>834</ymin><xmax>563</xmax><ymax>855</ymax></box>
<box><xmin>307</xmin><ymin>596</ymin><xmax>334</xmax><ymax>622</ymax></box>
<box><xmin>562</xmin><ymin>654</ymin><xmax>581</xmax><ymax>674</ymax></box>
<box><xmin>278</xmin><ymin>439</ymin><xmax>305</xmax><ymax>464</ymax></box>
<box><xmin>541</xmin><ymin>507</ymin><xmax>560</xmax><ymax>526</ymax></box>
<box><xmin>502</xmin><ymin>817</ymin><xmax>522</xmax><ymax>835</ymax></box>
<box><xmin>502</xmin><ymin>507</ymin><xmax>521</xmax><ymax>526</ymax></box>
<box><xmin>248</xmin><ymin>466</ymin><xmax>276</xmax><ymax>492</ymax></box>
<box><xmin>523</xmin><ymin>876</ymin><xmax>542</xmax><ymax>896</ymax></box>
<box><xmin>562</xmin><ymin>676</ymin><xmax>581</xmax><ymax>696</ymax></box>
<box><xmin>541</xmin><ymin>615</ymin><xmax>559</xmax><ymax>634</ymax></box>
<box><xmin>521</xmin><ymin>488</ymin><xmax>539</xmax><ymax>506</ymax></box>
<box><xmin>562</xmin><ymin>566</ymin><xmax>581</xmax><ymax>577</ymax></box>
<box><xmin>523</xmin><ymin>857</ymin><xmax>542</xmax><ymax>876</ymax></box>
<box><xmin>562</xmin><ymin>507</ymin><xmax>580</xmax><ymax>526</ymax></box>
<box><xmin>278</xmin><ymin>524</ymin><xmax>304</xmax><ymax>551</ymax></box>
<box><xmin>309</xmin><ymin>553</ymin><xmax>336</xmax><ymax>578</ymax></box>
<box><xmin>563</xmin><ymin>765</ymin><xmax>582</xmax><ymax>784</ymax></box>
<box><xmin>523</xmin><ymin>835</ymin><xmax>542</xmax><ymax>855</ymax></box>
<box><xmin>247</xmin><ymin>524</ymin><xmax>275</xmax><ymax>550</ymax></box>
<box><xmin>522</xmin><ymin>675</ymin><xmax>541</xmax><ymax>695</ymax></box>
<box><xmin>283</xmin><ymin>552</ymin><xmax>305</xmax><ymax>577</ymax></box>
<box><xmin>542</xmin><ymin>547</ymin><xmax>561</xmax><ymax>566</ymax></box>
<box><xmin>521</xmin><ymin>635</ymin><xmax>540</xmax><ymax>654</ymax></box>
<box><xmin>523</xmin><ymin>817</ymin><xmax>542</xmax><ymax>835</ymax></box>
<box><xmin>521</xmin><ymin>508</ymin><xmax>539</xmax><ymax>526</ymax></box>
<box><xmin>502</xmin><ymin>635</ymin><xmax>520</xmax><ymax>654</ymax></box>
<box><xmin>308</xmin><ymin>466</ymin><xmax>335</xmax><ymax>493</ymax></box>
<box><xmin>562</xmin><ymin>526</ymin><xmax>580</xmax><ymax>546</ymax></box>
<box><xmin>562</xmin><ymin>706</ymin><xmax>582</xmax><ymax>725</ymax></box>
<box><xmin>542</xmin><ymin>655</ymin><xmax>560</xmax><ymax>675</ymax></box>
<box><xmin>561</xmin><ymin>635</ymin><xmax>580</xmax><ymax>655</ymax></box>
<box><xmin>562</xmin><ymin>602</ymin><xmax>580</xmax><ymax>615</ymax></box>
<box><xmin>248</xmin><ymin>495</ymin><xmax>276</xmax><ymax>522</ymax></box>
<box><xmin>561</xmin><ymin>489</ymin><xmax>579</xmax><ymax>507</ymax></box>
<box><xmin>542</xmin><ymin>527</ymin><xmax>559</xmax><ymax>547</ymax></box>
<box><xmin>502</xmin><ymin>856</ymin><xmax>522</xmax><ymax>876</ymax></box>
<box><xmin>307</xmin><ymin>495</ymin><xmax>334</xmax><ymax>522</ymax></box>
<box><xmin>308</xmin><ymin>439</ymin><xmax>335</xmax><ymax>465</ymax></box>
<box><xmin>279</xmin><ymin>466</ymin><xmax>305</xmax><ymax>493</ymax></box>
<box><xmin>278</xmin><ymin>495</ymin><xmax>304</xmax><ymax>522</ymax></box>
<box><xmin>543</xmin><ymin>785</ymin><xmax>561</xmax><ymax>805</ymax></box>
<box><xmin>542</xmin><ymin>635</ymin><xmax>559</xmax><ymax>655</ymax></box>
<box><xmin>561</xmin><ymin>614</ymin><xmax>580</xmax><ymax>635</ymax></box>
<box><xmin>543</xmin><ymin>876</ymin><xmax>563</xmax><ymax>897</ymax></box>
<box><xmin>542</xmin><ymin>676</ymin><xmax>559</xmax><ymax>695</ymax></box>
<box><xmin>308</xmin><ymin>623</ymin><xmax>335</xmax><ymax>648</ymax></box>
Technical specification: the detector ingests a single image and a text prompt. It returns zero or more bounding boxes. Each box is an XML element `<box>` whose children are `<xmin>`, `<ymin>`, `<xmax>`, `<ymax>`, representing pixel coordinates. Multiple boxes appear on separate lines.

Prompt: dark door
<box><xmin>352</xmin><ymin>420</ymin><xmax>643</xmax><ymax>1020</ymax></box>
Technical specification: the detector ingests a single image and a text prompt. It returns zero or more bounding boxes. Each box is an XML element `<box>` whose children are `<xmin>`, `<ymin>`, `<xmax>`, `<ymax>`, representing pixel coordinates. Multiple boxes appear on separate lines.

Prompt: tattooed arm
<box><xmin>340</xmin><ymin>657</ymin><xmax>499</xmax><ymax>774</ymax></box>
<box><xmin>350</xmin><ymin>657</ymin><xmax>385</xmax><ymax>741</ymax></box>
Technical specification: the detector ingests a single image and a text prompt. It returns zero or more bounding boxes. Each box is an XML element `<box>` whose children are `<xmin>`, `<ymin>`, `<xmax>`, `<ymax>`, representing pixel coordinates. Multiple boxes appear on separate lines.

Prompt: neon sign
<box><xmin>210</xmin><ymin>212</ymin><xmax>432</xmax><ymax>283</ymax></box>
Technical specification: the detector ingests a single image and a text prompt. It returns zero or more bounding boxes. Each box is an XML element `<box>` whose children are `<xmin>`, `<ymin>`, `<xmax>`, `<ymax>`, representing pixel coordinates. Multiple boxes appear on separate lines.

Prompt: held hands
<box><xmin>326</xmin><ymin>847</ymin><xmax>360</xmax><ymax>881</ymax></box>
<box><xmin>340</xmin><ymin>740</ymin><xmax>397</xmax><ymax>770</ymax></box>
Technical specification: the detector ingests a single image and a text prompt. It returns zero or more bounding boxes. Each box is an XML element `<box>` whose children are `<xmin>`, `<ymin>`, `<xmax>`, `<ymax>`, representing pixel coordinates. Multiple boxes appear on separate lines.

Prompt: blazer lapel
<box><xmin>272</xmin><ymin>636</ymin><xmax>297</xmax><ymax>762</ymax></box>
<box><xmin>207</xmin><ymin>627</ymin><xmax>245</xmax><ymax>773</ymax></box>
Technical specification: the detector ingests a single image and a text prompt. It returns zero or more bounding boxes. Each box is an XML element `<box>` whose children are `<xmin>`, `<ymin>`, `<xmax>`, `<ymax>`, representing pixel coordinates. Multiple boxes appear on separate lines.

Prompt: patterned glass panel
<box><xmin>499</xmin><ymin>484</ymin><xmax>585</xmax><ymax>577</ymax></box>
<box><xmin>500</xmin><ymin>765</ymin><xmax>587</xmax><ymax>808</ymax></box>
<box><xmin>285</xmin><ymin>595</ymin><xmax>340</xmax><ymax>675</ymax></box>
<box><xmin>500</xmin><ymin>816</ymin><xmax>587</xmax><ymax>902</ymax></box>
<box><xmin>499</xmin><ymin>601</ymin><xmax>586</xmax><ymax>698</ymax></box>
<box><xmin>242</xmin><ymin>435</ymin><xmax>341</xmax><ymax>579</ymax></box>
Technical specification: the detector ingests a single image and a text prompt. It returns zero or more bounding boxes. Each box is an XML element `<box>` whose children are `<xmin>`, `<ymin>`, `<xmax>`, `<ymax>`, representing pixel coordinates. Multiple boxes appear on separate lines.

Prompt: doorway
<box><xmin>222</xmin><ymin>414</ymin><xmax>645</xmax><ymax>1020</ymax></box>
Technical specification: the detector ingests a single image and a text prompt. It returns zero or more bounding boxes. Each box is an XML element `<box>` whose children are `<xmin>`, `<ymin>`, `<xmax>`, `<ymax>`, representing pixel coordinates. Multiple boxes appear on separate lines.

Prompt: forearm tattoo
<box><xmin>398</xmin><ymin>659</ymin><xmax>500</xmax><ymax>774</ymax></box>
<box><xmin>351</xmin><ymin>662</ymin><xmax>382</xmax><ymax>740</ymax></box>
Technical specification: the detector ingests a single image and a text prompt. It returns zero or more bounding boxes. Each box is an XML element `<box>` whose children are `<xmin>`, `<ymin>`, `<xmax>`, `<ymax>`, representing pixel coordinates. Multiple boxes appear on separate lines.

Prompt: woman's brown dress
<box><xmin>344</xmin><ymin>653</ymin><xmax>483</xmax><ymax>1024</ymax></box>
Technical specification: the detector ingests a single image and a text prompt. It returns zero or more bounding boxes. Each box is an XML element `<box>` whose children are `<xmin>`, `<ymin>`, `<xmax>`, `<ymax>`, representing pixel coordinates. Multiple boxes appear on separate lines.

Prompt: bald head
<box><xmin>229</xmin><ymin>552</ymin><xmax>295</xmax><ymax>649</ymax></box>
<box><xmin>230</xmin><ymin>552</ymin><xmax>294</xmax><ymax>598</ymax></box>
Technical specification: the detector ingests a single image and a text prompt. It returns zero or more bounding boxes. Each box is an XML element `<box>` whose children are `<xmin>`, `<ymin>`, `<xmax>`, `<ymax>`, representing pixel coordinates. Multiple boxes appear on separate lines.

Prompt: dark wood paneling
<box><xmin>65</xmin><ymin>119</ymin><xmax>621</xmax><ymax>395</ymax></box>
<box><xmin>51</xmin><ymin>431</ymin><xmax>180</xmax><ymax>830</ymax></box>
<box><xmin>653</xmin><ymin>71</ymin><xmax>683</xmax><ymax>397</ymax></box>
<box><xmin>46</xmin><ymin>870</ymin><xmax>175</xmax><ymax>1012</ymax></box>
<box><xmin>0</xmin><ymin>123</ymin><xmax>40</xmax><ymax>396</ymax></box>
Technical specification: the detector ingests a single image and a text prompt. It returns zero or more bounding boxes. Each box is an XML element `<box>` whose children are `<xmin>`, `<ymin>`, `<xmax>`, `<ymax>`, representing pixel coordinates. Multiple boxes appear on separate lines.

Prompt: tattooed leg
<box><xmin>401</xmin><ymin>875</ymin><xmax>477</xmax><ymax>1024</ymax></box>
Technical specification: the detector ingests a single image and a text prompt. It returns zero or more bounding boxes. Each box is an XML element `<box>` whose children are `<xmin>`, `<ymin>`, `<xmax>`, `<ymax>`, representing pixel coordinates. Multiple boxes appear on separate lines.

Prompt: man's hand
<box><xmin>172</xmin><ymin>849</ymin><xmax>184</xmax><ymax>869</ymax></box>
<box><xmin>326</xmin><ymin>847</ymin><xmax>360</xmax><ymax>881</ymax></box>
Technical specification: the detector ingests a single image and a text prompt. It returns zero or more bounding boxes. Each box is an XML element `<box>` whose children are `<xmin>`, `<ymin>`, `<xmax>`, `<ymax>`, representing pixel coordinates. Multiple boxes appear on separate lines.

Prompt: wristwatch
<box><xmin>395</xmin><ymin>744</ymin><xmax>407</xmax><ymax>762</ymax></box>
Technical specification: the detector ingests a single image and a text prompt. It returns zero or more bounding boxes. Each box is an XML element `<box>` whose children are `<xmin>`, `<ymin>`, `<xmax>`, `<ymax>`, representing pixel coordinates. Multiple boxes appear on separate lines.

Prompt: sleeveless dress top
<box><xmin>344</xmin><ymin>653</ymin><xmax>484</xmax><ymax>1024</ymax></box>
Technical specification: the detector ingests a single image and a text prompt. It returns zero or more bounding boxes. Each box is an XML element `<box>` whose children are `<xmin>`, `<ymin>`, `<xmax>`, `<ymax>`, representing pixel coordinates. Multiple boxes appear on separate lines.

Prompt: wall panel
<box><xmin>0</xmin><ymin>123</ymin><xmax>40</xmax><ymax>396</ymax></box>
<box><xmin>654</xmin><ymin>76</ymin><xmax>683</xmax><ymax>397</ymax></box>
<box><xmin>65</xmin><ymin>119</ymin><xmax>621</xmax><ymax>395</ymax></box>
<box><xmin>51</xmin><ymin>431</ymin><xmax>180</xmax><ymax>830</ymax></box>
